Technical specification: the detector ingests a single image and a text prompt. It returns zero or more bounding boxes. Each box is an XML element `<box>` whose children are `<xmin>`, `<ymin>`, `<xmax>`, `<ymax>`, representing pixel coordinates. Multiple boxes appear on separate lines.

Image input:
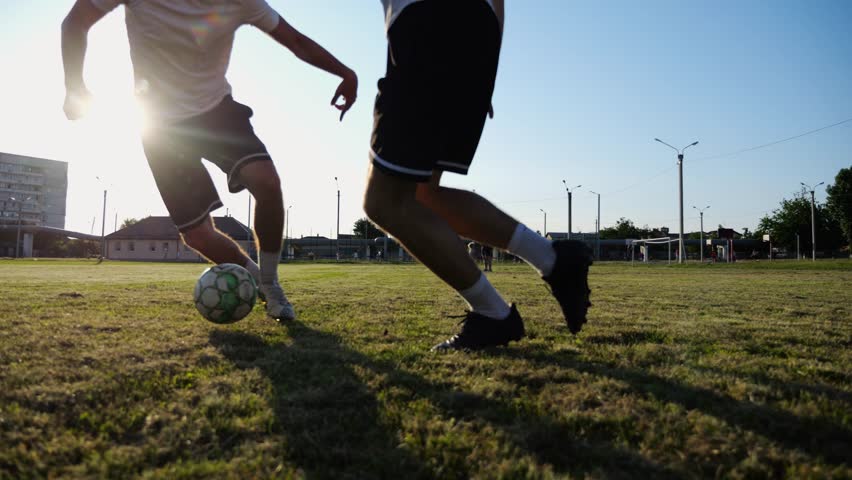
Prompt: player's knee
<box><xmin>363</xmin><ymin>186</ymin><xmax>387</xmax><ymax>226</ymax></box>
<box><xmin>242</xmin><ymin>164</ymin><xmax>281</xmax><ymax>199</ymax></box>
<box><xmin>415</xmin><ymin>181</ymin><xmax>439</xmax><ymax>205</ymax></box>
<box><xmin>181</xmin><ymin>223</ymin><xmax>215</xmax><ymax>251</ymax></box>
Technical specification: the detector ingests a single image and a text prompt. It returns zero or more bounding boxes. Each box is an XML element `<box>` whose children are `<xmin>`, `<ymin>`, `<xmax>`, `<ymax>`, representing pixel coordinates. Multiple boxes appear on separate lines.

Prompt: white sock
<box><xmin>259</xmin><ymin>250</ymin><xmax>280</xmax><ymax>285</ymax></box>
<box><xmin>244</xmin><ymin>259</ymin><xmax>261</xmax><ymax>285</ymax></box>
<box><xmin>459</xmin><ymin>273</ymin><xmax>511</xmax><ymax>319</ymax></box>
<box><xmin>506</xmin><ymin>223</ymin><xmax>556</xmax><ymax>277</ymax></box>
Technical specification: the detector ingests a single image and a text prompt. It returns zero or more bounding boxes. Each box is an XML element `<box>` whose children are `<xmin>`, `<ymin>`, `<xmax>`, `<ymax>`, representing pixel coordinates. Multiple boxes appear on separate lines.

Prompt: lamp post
<box><xmin>589</xmin><ymin>190</ymin><xmax>601</xmax><ymax>260</ymax></box>
<box><xmin>10</xmin><ymin>195</ymin><xmax>32</xmax><ymax>259</ymax></box>
<box><xmin>335</xmin><ymin>177</ymin><xmax>340</xmax><ymax>260</ymax></box>
<box><xmin>539</xmin><ymin>208</ymin><xmax>547</xmax><ymax>237</ymax></box>
<box><xmin>692</xmin><ymin>205</ymin><xmax>710</xmax><ymax>262</ymax></box>
<box><xmin>95</xmin><ymin>176</ymin><xmax>109</xmax><ymax>259</ymax></box>
<box><xmin>562</xmin><ymin>180</ymin><xmax>581</xmax><ymax>239</ymax></box>
<box><xmin>655</xmin><ymin>138</ymin><xmax>699</xmax><ymax>264</ymax></box>
<box><xmin>801</xmin><ymin>181</ymin><xmax>824</xmax><ymax>262</ymax></box>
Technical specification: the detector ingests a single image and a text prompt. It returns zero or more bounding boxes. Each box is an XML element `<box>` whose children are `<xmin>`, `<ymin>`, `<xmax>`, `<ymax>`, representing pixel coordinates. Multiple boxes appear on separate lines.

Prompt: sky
<box><xmin>1</xmin><ymin>0</ymin><xmax>851</xmax><ymax>239</ymax></box>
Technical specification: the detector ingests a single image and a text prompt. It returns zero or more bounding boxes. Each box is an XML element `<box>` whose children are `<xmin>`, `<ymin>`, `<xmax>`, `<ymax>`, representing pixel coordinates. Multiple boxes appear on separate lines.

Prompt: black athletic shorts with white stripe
<box><xmin>370</xmin><ymin>0</ymin><xmax>501</xmax><ymax>181</ymax></box>
<box><xmin>141</xmin><ymin>95</ymin><xmax>271</xmax><ymax>232</ymax></box>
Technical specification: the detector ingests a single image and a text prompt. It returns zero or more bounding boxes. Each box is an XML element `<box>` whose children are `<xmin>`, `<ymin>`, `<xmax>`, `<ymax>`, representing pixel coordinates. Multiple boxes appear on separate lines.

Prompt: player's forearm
<box><xmin>289</xmin><ymin>34</ymin><xmax>355</xmax><ymax>82</ymax></box>
<box><xmin>61</xmin><ymin>18</ymin><xmax>89</xmax><ymax>90</ymax></box>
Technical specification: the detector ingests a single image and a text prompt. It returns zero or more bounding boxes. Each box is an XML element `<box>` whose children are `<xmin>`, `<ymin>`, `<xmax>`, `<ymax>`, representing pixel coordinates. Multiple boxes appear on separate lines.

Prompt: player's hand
<box><xmin>63</xmin><ymin>86</ymin><xmax>93</xmax><ymax>120</ymax></box>
<box><xmin>488</xmin><ymin>103</ymin><xmax>495</xmax><ymax>119</ymax></box>
<box><xmin>331</xmin><ymin>69</ymin><xmax>358</xmax><ymax>121</ymax></box>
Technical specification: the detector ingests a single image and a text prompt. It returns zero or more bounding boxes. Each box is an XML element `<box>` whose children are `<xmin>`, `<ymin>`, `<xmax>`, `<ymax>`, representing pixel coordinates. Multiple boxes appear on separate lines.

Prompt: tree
<box><xmin>756</xmin><ymin>189</ymin><xmax>844</xmax><ymax>254</ymax></box>
<box><xmin>826</xmin><ymin>166</ymin><xmax>852</xmax><ymax>254</ymax></box>
<box><xmin>353</xmin><ymin>217</ymin><xmax>383</xmax><ymax>239</ymax></box>
<box><xmin>600</xmin><ymin>217</ymin><xmax>652</xmax><ymax>239</ymax></box>
<box><xmin>121</xmin><ymin>218</ymin><xmax>141</xmax><ymax>229</ymax></box>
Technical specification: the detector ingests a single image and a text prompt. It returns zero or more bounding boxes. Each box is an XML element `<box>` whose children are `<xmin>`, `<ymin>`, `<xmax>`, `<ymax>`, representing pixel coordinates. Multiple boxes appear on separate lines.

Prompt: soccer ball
<box><xmin>193</xmin><ymin>263</ymin><xmax>258</xmax><ymax>324</ymax></box>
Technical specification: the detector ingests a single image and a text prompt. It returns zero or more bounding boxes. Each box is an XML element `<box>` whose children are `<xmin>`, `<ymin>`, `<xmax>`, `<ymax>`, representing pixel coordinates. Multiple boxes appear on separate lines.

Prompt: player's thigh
<box><xmin>198</xmin><ymin>96</ymin><xmax>273</xmax><ymax>194</ymax></box>
<box><xmin>141</xmin><ymin>134</ymin><xmax>222</xmax><ymax>232</ymax></box>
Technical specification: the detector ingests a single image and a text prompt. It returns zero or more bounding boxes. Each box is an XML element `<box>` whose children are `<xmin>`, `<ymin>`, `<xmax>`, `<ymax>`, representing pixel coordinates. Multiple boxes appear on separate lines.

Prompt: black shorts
<box><xmin>141</xmin><ymin>95</ymin><xmax>271</xmax><ymax>232</ymax></box>
<box><xmin>370</xmin><ymin>0</ymin><xmax>501</xmax><ymax>182</ymax></box>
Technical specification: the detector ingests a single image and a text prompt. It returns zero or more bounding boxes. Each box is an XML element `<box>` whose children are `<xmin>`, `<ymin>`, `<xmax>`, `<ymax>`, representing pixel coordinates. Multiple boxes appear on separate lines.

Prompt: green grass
<box><xmin>1</xmin><ymin>259</ymin><xmax>850</xmax><ymax>479</ymax></box>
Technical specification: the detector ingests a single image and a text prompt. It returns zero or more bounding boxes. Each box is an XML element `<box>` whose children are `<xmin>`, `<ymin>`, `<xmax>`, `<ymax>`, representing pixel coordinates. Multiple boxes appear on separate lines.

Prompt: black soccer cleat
<box><xmin>543</xmin><ymin>240</ymin><xmax>593</xmax><ymax>334</ymax></box>
<box><xmin>431</xmin><ymin>304</ymin><xmax>525</xmax><ymax>351</ymax></box>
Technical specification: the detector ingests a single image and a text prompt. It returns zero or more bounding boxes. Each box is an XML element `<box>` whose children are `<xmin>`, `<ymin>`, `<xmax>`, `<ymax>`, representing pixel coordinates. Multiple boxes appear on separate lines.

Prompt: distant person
<box><xmin>363</xmin><ymin>0</ymin><xmax>592</xmax><ymax>351</ymax></box>
<box><xmin>61</xmin><ymin>0</ymin><xmax>357</xmax><ymax>321</ymax></box>
<box><xmin>467</xmin><ymin>241</ymin><xmax>483</xmax><ymax>264</ymax></box>
<box><xmin>482</xmin><ymin>244</ymin><xmax>494</xmax><ymax>272</ymax></box>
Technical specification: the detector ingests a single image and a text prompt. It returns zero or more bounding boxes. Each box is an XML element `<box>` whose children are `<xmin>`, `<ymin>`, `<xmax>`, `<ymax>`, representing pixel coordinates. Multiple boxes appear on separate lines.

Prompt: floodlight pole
<box><xmin>539</xmin><ymin>208</ymin><xmax>547</xmax><ymax>237</ymax></box>
<box><xmin>101</xmin><ymin>190</ymin><xmax>107</xmax><ymax>259</ymax></box>
<box><xmin>11</xmin><ymin>195</ymin><xmax>35</xmax><ymax>258</ymax></box>
<box><xmin>796</xmin><ymin>233</ymin><xmax>800</xmax><ymax>260</ymax></box>
<box><xmin>590</xmin><ymin>191</ymin><xmax>601</xmax><ymax>260</ymax></box>
<box><xmin>802</xmin><ymin>181</ymin><xmax>824</xmax><ymax>262</ymax></box>
<box><xmin>655</xmin><ymin>138</ymin><xmax>699</xmax><ymax>264</ymax></box>
<box><xmin>562</xmin><ymin>180</ymin><xmax>581</xmax><ymax>239</ymax></box>
<box><xmin>693</xmin><ymin>205</ymin><xmax>710</xmax><ymax>262</ymax></box>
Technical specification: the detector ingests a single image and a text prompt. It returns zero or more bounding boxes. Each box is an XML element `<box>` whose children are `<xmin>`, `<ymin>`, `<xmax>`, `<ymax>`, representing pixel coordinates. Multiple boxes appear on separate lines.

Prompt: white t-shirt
<box><xmin>381</xmin><ymin>0</ymin><xmax>495</xmax><ymax>30</ymax></box>
<box><xmin>91</xmin><ymin>0</ymin><xmax>280</xmax><ymax>121</ymax></box>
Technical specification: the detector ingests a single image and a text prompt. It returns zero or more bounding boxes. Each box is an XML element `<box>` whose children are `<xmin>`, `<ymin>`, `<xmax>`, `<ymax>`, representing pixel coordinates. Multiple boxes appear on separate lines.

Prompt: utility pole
<box><xmin>655</xmin><ymin>138</ymin><xmax>699</xmax><ymax>264</ymax></box>
<box><xmin>796</xmin><ymin>233</ymin><xmax>800</xmax><ymax>260</ymax></box>
<box><xmin>562</xmin><ymin>180</ymin><xmax>581</xmax><ymax>239</ymax></box>
<box><xmin>539</xmin><ymin>208</ymin><xmax>547</xmax><ymax>237</ymax></box>
<box><xmin>692</xmin><ymin>205</ymin><xmax>710</xmax><ymax>262</ymax></box>
<box><xmin>801</xmin><ymin>182</ymin><xmax>824</xmax><ymax>262</ymax></box>
<box><xmin>101</xmin><ymin>190</ymin><xmax>107</xmax><ymax>259</ymax></box>
<box><xmin>10</xmin><ymin>196</ymin><xmax>31</xmax><ymax>259</ymax></box>
<box><xmin>590</xmin><ymin>191</ymin><xmax>601</xmax><ymax>260</ymax></box>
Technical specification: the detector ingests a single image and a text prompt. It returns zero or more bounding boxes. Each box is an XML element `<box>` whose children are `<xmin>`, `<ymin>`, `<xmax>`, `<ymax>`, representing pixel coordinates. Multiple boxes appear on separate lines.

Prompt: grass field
<box><xmin>1</xmin><ymin>259</ymin><xmax>850</xmax><ymax>479</ymax></box>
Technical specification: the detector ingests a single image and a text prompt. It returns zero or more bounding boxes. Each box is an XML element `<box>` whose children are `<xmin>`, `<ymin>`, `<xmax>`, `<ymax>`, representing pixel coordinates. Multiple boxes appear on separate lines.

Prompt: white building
<box><xmin>105</xmin><ymin>216</ymin><xmax>254</xmax><ymax>262</ymax></box>
<box><xmin>0</xmin><ymin>152</ymin><xmax>68</xmax><ymax>229</ymax></box>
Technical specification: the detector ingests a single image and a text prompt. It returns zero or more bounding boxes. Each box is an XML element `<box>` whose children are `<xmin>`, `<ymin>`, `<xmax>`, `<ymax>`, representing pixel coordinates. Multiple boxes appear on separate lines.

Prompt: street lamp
<box><xmin>9</xmin><ymin>195</ymin><xmax>32</xmax><ymax>258</ymax></box>
<box><xmin>655</xmin><ymin>138</ymin><xmax>699</xmax><ymax>264</ymax></box>
<box><xmin>562</xmin><ymin>180</ymin><xmax>581</xmax><ymax>239</ymax></box>
<box><xmin>589</xmin><ymin>190</ymin><xmax>601</xmax><ymax>260</ymax></box>
<box><xmin>95</xmin><ymin>176</ymin><xmax>109</xmax><ymax>260</ymax></box>
<box><xmin>801</xmin><ymin>181</ymin><xmax>824</xmax><ymax>262</ymax></box>
<box><xmin>335</xmin><ymin>177</ymin><xmax>340</xmax><ymax>260</ymax></box>
<box><xmin>692</xmin><ymin>205</ymin><xmax>710</xmax><ymax>262</ymax></box>
<box><xmin>539</xmin><ymin>208</ymin><xmax>547</xmax><ymax>237</ymax></box>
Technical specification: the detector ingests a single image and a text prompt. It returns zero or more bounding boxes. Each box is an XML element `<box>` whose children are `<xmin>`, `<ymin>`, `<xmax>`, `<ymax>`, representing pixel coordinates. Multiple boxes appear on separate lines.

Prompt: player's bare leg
<box><xmin>181</xmin><ymin>216</ymin><xmax>252</xmax><ymax>265</ymax></box>
<box><xmin>365</xmin><ymin>165</ymin><xmax>483</xmax><ymax>291</ymax></box>
<box><xmin>416</xmin><ymin>171</ymin><xmax>517</xmax><ymax>249</ymax></box>
<box><xmin>238</xmin><ymin>161</ymin><xmax>295</xmax><ymax>321</ymax></box>
<box><xmin>364</xmin><ymin>165</ymin><xmax>522</xmax><ymax>350</ymax></box>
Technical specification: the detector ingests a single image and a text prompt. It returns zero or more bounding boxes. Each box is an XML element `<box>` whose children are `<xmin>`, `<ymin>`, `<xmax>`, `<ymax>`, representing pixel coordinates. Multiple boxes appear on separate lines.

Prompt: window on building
<box><xmin>162</xmin><ymin>242</ymin><xmax>169</xmax><ymax>252</ymax></box>
<box><xmin>129</xmin><ymin>241</ymin><xmax>135</xmax><ymax>252</ymax></box>
<box><xmin>150</xmin><ymin>242</ymin><xmax>156</xmax><ymax>252</ymax></box>
<box><xmin>115</xmin><ymin>242</ymin><xmax>121</xmax><ymax>251</ymax></box>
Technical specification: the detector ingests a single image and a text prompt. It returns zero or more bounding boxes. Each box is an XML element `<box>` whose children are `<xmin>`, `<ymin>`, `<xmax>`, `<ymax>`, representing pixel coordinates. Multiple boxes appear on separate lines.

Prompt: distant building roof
<box><xmin>106</xmin><ymin>216</ymin><xmax>252</xmax><ymax>241</ymax></box>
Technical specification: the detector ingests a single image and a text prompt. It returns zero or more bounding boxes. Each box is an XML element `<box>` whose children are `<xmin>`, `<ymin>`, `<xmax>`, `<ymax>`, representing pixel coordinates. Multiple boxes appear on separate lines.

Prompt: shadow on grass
<box><xmin>494</xmin><ymin>347</ymin><xmax>852</xmax><ymax>466</ymax></box>
<box><xmin>211</xmin><ymin>324</ymin><xmax>678</xmax><ymax>479</ymax></box>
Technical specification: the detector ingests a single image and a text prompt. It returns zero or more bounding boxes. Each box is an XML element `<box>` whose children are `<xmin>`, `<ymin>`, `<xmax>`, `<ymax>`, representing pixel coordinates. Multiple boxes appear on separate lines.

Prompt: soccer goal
<box><xmin>630</xmin><ymin>237</ymin><xmax>680</xmax><ymax>265</ymax></box>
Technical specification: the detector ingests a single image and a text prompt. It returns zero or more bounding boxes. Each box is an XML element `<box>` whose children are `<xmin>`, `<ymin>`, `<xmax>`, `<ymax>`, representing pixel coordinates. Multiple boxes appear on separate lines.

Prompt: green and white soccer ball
<box><xmin>193</xmin><ymin>263</ymin><xmax>258</xmax><ymax>324</ymax></box>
